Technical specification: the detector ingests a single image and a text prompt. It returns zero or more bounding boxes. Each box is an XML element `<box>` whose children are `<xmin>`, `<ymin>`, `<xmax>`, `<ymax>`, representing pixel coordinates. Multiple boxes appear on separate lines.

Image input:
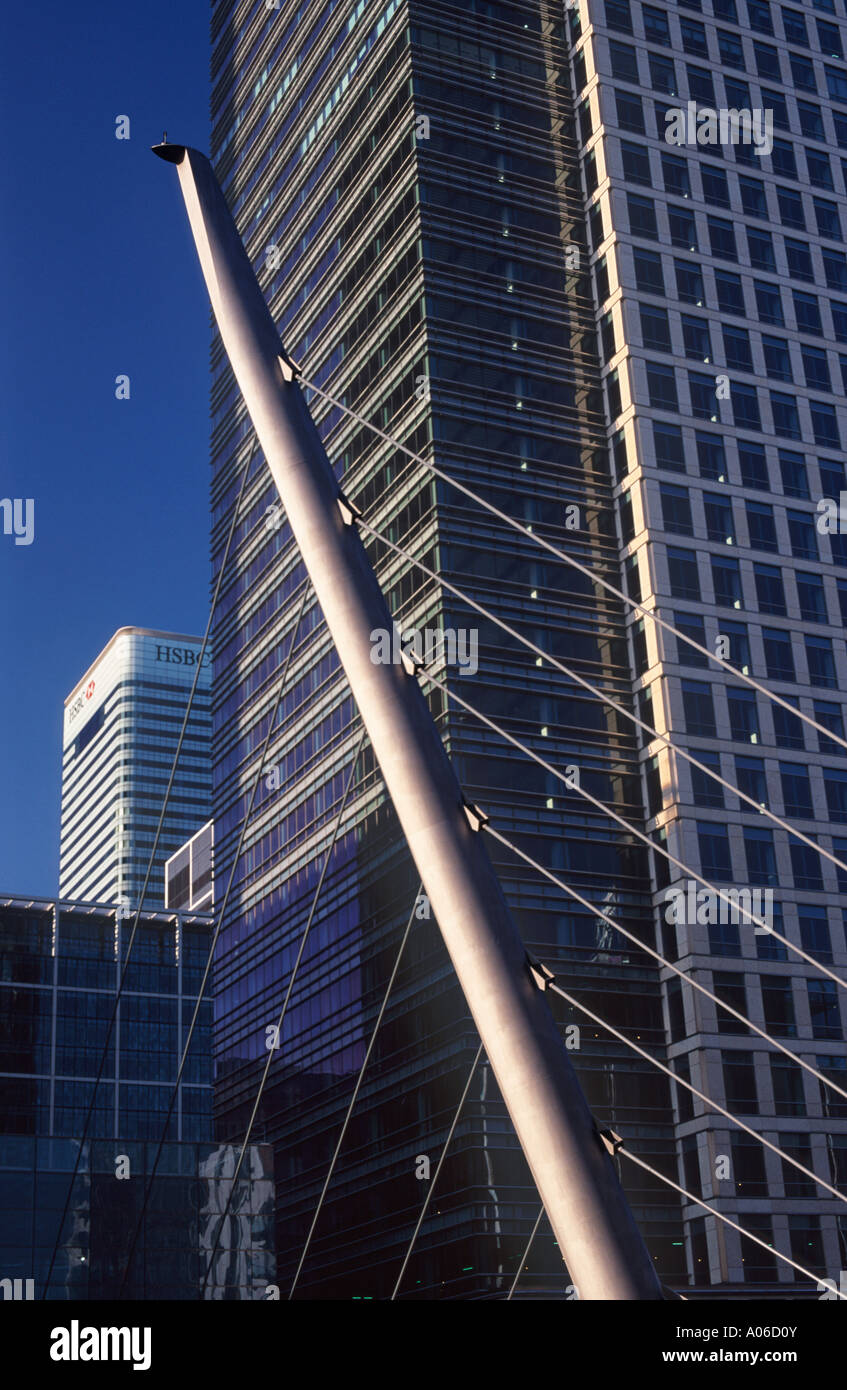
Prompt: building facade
<box><xmin>60</xmin><ymin>627</ymin><xmax>212</xmax><ymax>911</ymax></box>
<box><xmin>209</xmin><ymin>0</ymin><xmax>684</xmax><ymax>1298</ymax></box>
<box><xmin>0</xmin><ymin>892</ymin><xmax>274</xmax><ymax>1299</ymax></box>
<box><xmin>576</xmin><ymin>0</ymin><xmax>847</xmax><ymax>1287</ymax></box>
<box><xmin>166</xmin><ymin>820</ymin><xmax>215</xmax><ymax>912</ymax></box>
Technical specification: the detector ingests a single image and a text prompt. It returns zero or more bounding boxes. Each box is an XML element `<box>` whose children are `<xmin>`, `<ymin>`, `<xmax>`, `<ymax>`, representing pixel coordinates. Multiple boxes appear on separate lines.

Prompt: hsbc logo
<box><xmin>155</xmin><ymin>645</ymin><xmax>209</xmax><ymax>667</ymax></box>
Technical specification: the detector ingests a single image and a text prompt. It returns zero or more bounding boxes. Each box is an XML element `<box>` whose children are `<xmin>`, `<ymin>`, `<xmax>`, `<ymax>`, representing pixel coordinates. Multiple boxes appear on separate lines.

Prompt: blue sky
<box><xmin>0</xmin><ymin>3</ymin><xmax>212</xmax><ymax>894</ymax></box>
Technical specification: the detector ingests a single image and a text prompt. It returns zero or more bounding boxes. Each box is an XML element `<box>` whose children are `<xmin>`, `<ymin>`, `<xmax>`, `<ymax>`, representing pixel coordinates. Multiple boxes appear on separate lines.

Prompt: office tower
<box><xmin>166</xmin><ymin>821</ymin><xmax>215</xmax><ymax>912</ymax></box>
<box><xmin>0</xmin><ymin>892</ymin><xmax>277</xmax><ymax>1300</ymax></box>
<box><xmin>210</xmin><ymin>0</ymin><xmax>683</xmax><ymax>1297</ymax></box>
<box><xmin>581</xmin><ymin>0</ymin><xmax>847</xmax><ymax>1288</ymax></box>
<box><xmin>60</xmin><ymin>627</ymin><xmax>212</xmax><ymax>911</ymax></box>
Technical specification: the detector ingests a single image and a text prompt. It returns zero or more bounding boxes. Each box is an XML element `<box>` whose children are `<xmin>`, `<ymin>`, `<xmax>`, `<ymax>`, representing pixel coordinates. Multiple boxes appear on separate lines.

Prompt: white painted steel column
<box><xmin>154</xmin><ymin>142</ymin><xmax>664</xmax><ymax>1300</ymax></box>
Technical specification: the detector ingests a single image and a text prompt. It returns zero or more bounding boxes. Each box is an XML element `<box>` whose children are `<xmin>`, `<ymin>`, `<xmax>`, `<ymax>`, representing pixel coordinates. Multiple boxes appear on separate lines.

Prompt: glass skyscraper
<box><xmin>209</xmin><ymin>0</ymin><xmax>682</xmax><ymax>1298</ymax></box>
<box><xmin>60</xmin><ymin>627</ymin><xmax>212</xmax><ymax>911</ymax></box>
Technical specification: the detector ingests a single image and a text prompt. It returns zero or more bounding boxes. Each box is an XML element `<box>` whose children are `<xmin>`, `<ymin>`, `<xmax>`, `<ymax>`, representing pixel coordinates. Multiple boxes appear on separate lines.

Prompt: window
<box><xmin>723</xmin><ymin>1051</ymin><xmax>759</xmax><ymax>1113</ymax></box>
<box><xmin>801</xmin><ymin>345</ymin><xmax>832</xmax><ymax>391</ymax></box>
<box><xmin>691</xmin><ymin>747</ymin><xmax>725</xmax><ymax>804</ymax></box>
<box><xmin>705</xmin><ymin>492</ymin><xmax>736</xmax><ymax>543</ymax></box>
<box><xmin>780</xmin><ymin>761</ymin><xmax>814</xmax><ymax>817</ymax></box>
<box><xmin>826</xmin><ymin>63</ymin><xmax>847</xmax><ymax>101</ymax></box>
<box><xmin>634</xmin><ymin>248</ymin><xmax>665</xmax><ymax>294</ymax></box>
<box><xmin>714</xmin><ymin>0</ymin><xmax>738</xmax><ymax>17</ymax></box>
<box><xmin>628</xmin><ymin>192</ymin><xmax>658</xmax><ymax>237</ymax></box>
<box><xmin>601</xmin><ymin>311</ymin><xmax>617</xmax><ymax>361</ymax></box>
<box><xmin>728</xmin><ymin>687</ymin><xmax>760</xmax><ymax>742</ymax></box>
<box><xmin>738</xmin><ymin>441</ymin><xmax>769</xmax><ymax>490</ymax></box>
<box><xmin>607</xmin><ymin>367</ymin><xmax>623</xmax><ymax>419</ymax></box>
<box><xmin>747</xmin><ymin>228</ymin><xmax>777</xmax><ymax>271</ymax></box>
<box><xmin>739</xmin><ymin>176</ymin><xmax>768</xmax><ymax>220</ymax></box>
<box><xmin>748</xmin><ymin>0</ymin><xmax>773</xmax><ymax>31</ymax></box>
<box><xmin>589</xmin><ymin>201</ymin><xmax>605</xmax><ymax>251</ymax></box>
<box><xmin>754</xmin><ymin>562</ymin><xmax>786</xmax><ymax>614</ymax></box>
<box><xmin>621</xmin><ymin>140</ymin><xmax>651</xmax><ymax>184</ymax></box>
<box><xmin>732</xmin><ymin>382</ymin><xmax>761</xmax><ymax>429</ymax></box>
<box><xmin>647</xmin><ymin>361</ymin><xmax>678</xmax><ymax>410</ymax></box>
<box><xmin>771</xmin><ymin>1054</ymin><xmax>805</xmax><ymax>1115</ymax></box>
<box><xmin>707</xmin><ymin>217</ymin><xmax>737</xmax><ymax>263</ymax></box>
<box><xmin>697</xmin><ymin>432</ymin><xmax>727</xmax><ymax>481</ymax></box>
<box><xmin>725</xmin><ymin>76</ymin><xmax>751</xmax><ymax>108</ymax></box>
<box><xmin>764</xmin><ymin>628</ymin><xmax>796</xmax><ymax>680</ymax></box>
<box><xmin>654</xmin><ymin>421</ymin><xmax>685</xmax><ymax>470</ymax></box>
<box><xmin>698</xmin><ymin>820</ymin><xmax>734</xmax><ymax>879</ymax></box>
<box><xmin>680</xmin><ymin>17</ymin><xmax>709</xmax><ymax>54</ymax></box>
<box><xmin>817</xmin><ymin>17</ymin><xmax>843</xmax><ymax>58</ymax></box>
<box><xmin>807</xmin><ymin>147</ymin><xmax>835</xmax><ymax>189</ymax></box>
<box><xmin>701</xmin><ymin>164</ymin><xmax>731</xmax><ymax>208</ymax></box>
<box><xmin>806</xmin><ymin>634</ymin><xmax>837</xmax><ymax>687</ymax></box>
<box><xmin>682</xmin><ymin>315</ymin><xmax>711</xmax><ymax>360</ymax></box>
<box><xmin>758</xmin><ymin>901</ymin><xmax>788</xmax><ymax>960</ymax></box>
<box><xmin>718</xmin><ymin>28</ymin><xmax>747</xmax><ymax>66</ymax></box>
<box><xmin>793</xmin><ymin>290</ymin><xmax>823</xmax><ymax>335</ymax></box>
<box><xmin>820</xmin><ymin>1055</ymin><xmax>847</xmax><ymax>1118</ymax></box>
<box><xmin>791</xmin><ymin>51</ymin><xmax>818</xmax><ymax>89</ymax></box>
<box><xmin>660</xmin><ymin>481</ymin><xmax>693</xmax><ymax>533</ymax></box>
<box><xmin>676</xmin><ymin>611</ymin><xmax>709</xmax><ymax>667</ymax></box>
<box><xmin>649</xmin><ymin>51</ymin><xmax>677</xmax><ymax>93</ymax></box>
<box><xmin>687</xmin><ymin>63</ymin><xmax>715</xmax><ymax>101</ymax></box>
<box><xmin>810</xmin><ymin>401</ymin><xmax>840</xmax><ymax>448</ymax></box>
<box><xmin>669</xmin><ymin>547</ymin><xmax>702</xmax><ymax>600</ymax></box>
<box><xmin>595</xmin><ymin>254</ymin><xmax>610</xmax><ymax>302</ymax></box>
<box><xmin>746</xmin><ymin>501</ymin><xmax>779</xmax><ymax>552</ymax></box>
<box><xmin>782</xmin><ymin>7</ymin><xmax>809</xmax><ymax>44</ymax></box>
<box><xmin>819</xmin><ymin>457</ymin><xmax>845</xmax><ymax>495</ymax></box>
<box><xmin>781</xmin><ymin>1133</ymin><xmax>817</xmax><ymax>1197</ymax></box>
<box><xmin>682</xmin><ymin>678</ymin><xmax>716</xmax><ymax>733</ymax></box>
<box><xmin>676</xmin><ymin>260</ymin><xmax>705</xmax><ymax>304</ymax></box>
<box><xmin>730</xmin><ymin>1133</ymin><xmax>768</xmax><ymax>1198</ymax></box>
<box><xmin>616</xmin><ymin>89</ymin><xmax>646</xmax><ymax>133</ymax></box>
<box><xmin>785</xmin><ymin>237</ymin><xmax>814</xmax><ymax>281</ymax></box>
<box><xmin>736</xmin><ymin>754</ymin><xmax>768</xmax><ymax>805</ymax></box>
<box><xmin>798</xmin><ymin>99</ymin><xmax>825</xmax><ymax>139</ymax></box>
<box><xmin>772</xmin><ymin>697</ymin><xmax>805</xmax><ymax>749</ymax></box>
<box><xmin>690</xmin><ymin>371</ymin><xmax>720</xmax><ymax>419</ymax></box>
<box><xmin>762</xmin><ymin>335</ymin><xmax>792</xmax><ymax>381</ymax></box>
<box><xmin>770</xmin><ymin>390</ymin><xmax>801</xmax><ymax>439</ymax></box>
<box><xmin>642</xmin><ymin>4</ymin><xmax>671</xmax><ymax>42</ymax></box>
<box><xmin>772</xmin><ymin>137</ymin><xmax>798</xmax><ymax>179</ymax></box>
<box><xmin>787</xmin><ymin>509</ymin><xmax>819</xmax><ymax>560</ymax></box>
<box><xmin>755</xmin><ymin>280</ymin><xmax>785</xmax><ymax>325</ymax></box>
<box><xmin>779</xmin><ymin>450</ymin><xmax>809</xmax><ymax>499</ymax></box>
<box><xmin>799</xmin><ymin>905</ymin><xmax>832</xmax><ymax>963</ymax></box>
<box><xmin>815</xmin><ymin>699</ymin><xmax>845</xmax><ymax>756</ymax></box>
<box><xmin>831</xmin><ymin>299</ymin><xmax>847</xmax><ymax>342</ymax></box>
<box><xmin>640</xmin><ymin>302</ymin><xmax>672</xmax><ymax>350</ymax></box>
<box><xmin>712</xmin><ymin>554</ymin><xmax>743</xmax><ymax>607</ymax></box>
<box><xmin>584</xmin><ymin>148</ymin><xmax>598</xmax><ymax>194</ymax></box>
<box><xmin>777</xmin><ymin>186</ymin><xmax>806</xmax><ymax>230</ymax></box>
<box><xmin>721</xmin><ymin>619</ymin><xmax>751</xmax><ymax>672</ymax></box>
<box><xmin>662</xmin><ymin>152</ymin><xmax>691</xmax><ymax>197</ymax></box>
<box><xmin>761</xmin><ymin>975</ymin><xmax>796</xmax><ymax>1035</ymax></box>
<box><xmin>824</xmin><ymin>248</ymin><xmax>847</xmax><ymax>290</ymax></box>
<box><xmin>606</xmin><ymin>0</ymin><xmax>634</xmax><ymax>30</ymax></box>
<box><xmin>808</xmin><ymin>980</ymin><xmax>841</xmax><ymax>1039</ymax></box>
<box><xmin>610</xmin><ymin>39</ymin><xmax>640</xmax><ymax>81</ymax></box>
<box><xmin>754</xmin><ymin>41</ymin><xmax>782</xmax><ymax>79</ymax></box>
<box><xmin>668</xmin><ymin>204</ymin><xmax>697</xmax><ymax>249</ymax></box>
<box><xmin>745</xmin><ymin>825</ymin><xmax>778</xmax><ymax>884</ymax></box>
<box><xmin>714</xmin><ymin>973</ymin><xmax>750</xmax><ymax>1034</ymax></box>
<box><xmin>720</xmin><ymin>325</ymin><xmax>752</xmax><ymax>373</ymax></box>
<box><xmin>797</xmin><ymin>571</ymin><xmax>828</xmax><ymax>623</ymax></box>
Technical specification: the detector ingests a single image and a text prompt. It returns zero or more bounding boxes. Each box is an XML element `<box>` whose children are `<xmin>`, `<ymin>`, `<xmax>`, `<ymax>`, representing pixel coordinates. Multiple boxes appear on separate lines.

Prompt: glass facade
<box><xmin>581</xmin><ymin>0</ymin><xmax>847</xmax><ymax>1286</ymax></box>
<box><xmin>210</xmin><ymin>0</ymin><xmax>682</xmax><ymax>1297</ymax></box>
<box><xmin>0</xmin><ymin>895</ymin><xmax>263</xmax><ymax>1298</ymax></box>
<box><xmin>60</xmin><ymin>628</ymin><xmax>212</xmax><ymax>911</ymax></box>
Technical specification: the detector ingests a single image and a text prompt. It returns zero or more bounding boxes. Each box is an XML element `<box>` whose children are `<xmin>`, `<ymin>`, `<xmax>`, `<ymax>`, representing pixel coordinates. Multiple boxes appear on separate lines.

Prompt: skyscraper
<box><xmin>209</xmin><ymin>0</ymin><xmax>682</xmax><ymax>1297</ymax></box>
<box><xmin>60</xmin><ymin>627</ymin><xmax>212</xmax><ymax>911</ymax></box>
<box><xmin>581</xmin><ymin>0</ymin><xmax>847</xmax><ymax>1288</ymax></box>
